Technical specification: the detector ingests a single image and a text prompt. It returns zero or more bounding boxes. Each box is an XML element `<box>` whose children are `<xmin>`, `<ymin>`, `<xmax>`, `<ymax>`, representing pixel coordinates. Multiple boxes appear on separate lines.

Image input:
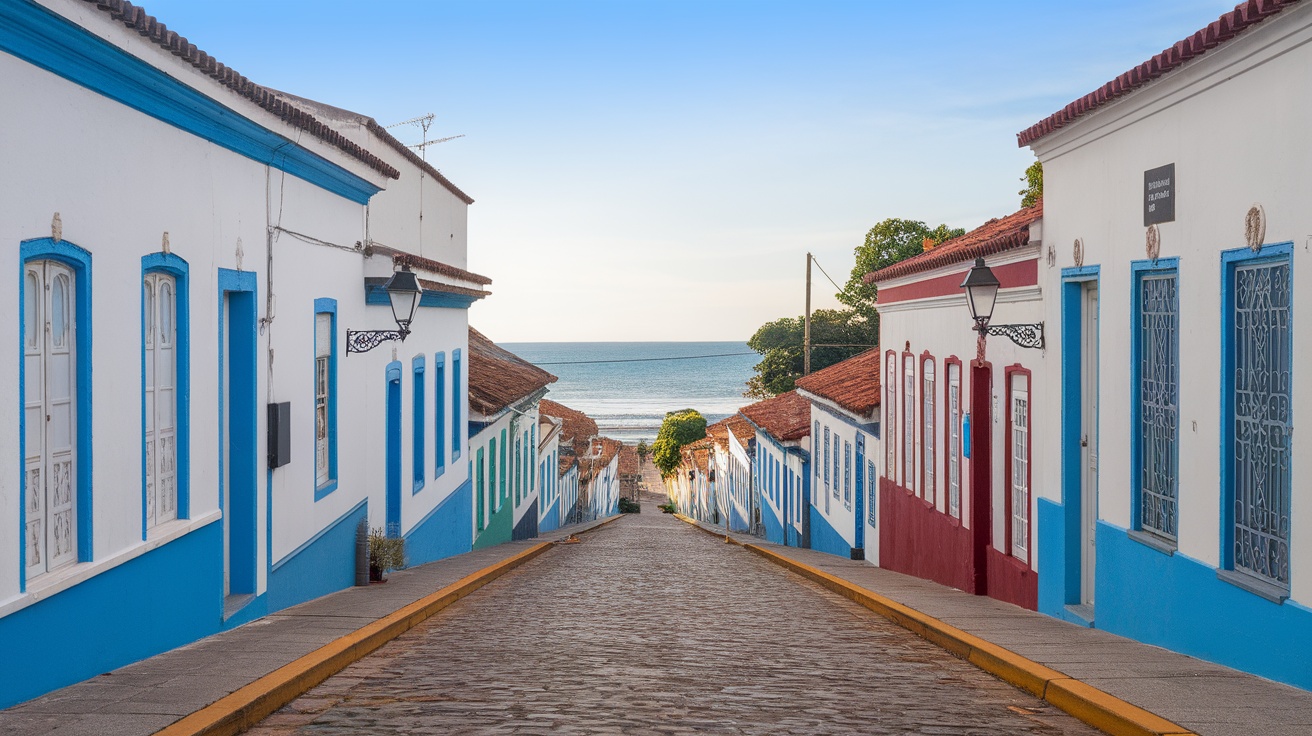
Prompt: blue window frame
<box><xmin>844</xmin><ymin>440</ymin><xmax>852</xmax><ymax>508</ymax></box>
<box><xmin>867</xmin><ymin>459</ymin><xmax>877</xmax><ymax>526</ymax></box>
<box><xmin>489</xmin><ymin>436</ymin><xmax>498</xmax><ymax>512</ymax></box>
<box><xmin>823</xmin><ymin>427</ymin><xmax>830</xmax><ymax>490</ymax></box>
<box><xmin>476</xmin><ymin>447</ymin><xmax>485</xmax><ymax>530</ymax></box>
<box><xmin>20</xmin><ymin>239</ymin><xmax>94</xmax><ymax>586</ymax></box>
<box><xmin>1220</xmin><ymin>243</ymin><xmax>1293</xmax><ymax>597</ymax></box>
<box><xmin>832</xmin><ymin>431</ymin><xmax>840</xmax><ymax>500</ymax></box>
<box><xmin>500</xmin><ymin>428</ymin><xmax>508</xmax><ymax>505</ymax></box>
<box><xmin>313</xmin><ymin>298</ymin><xmax>338</xmax><ymax>500</ymax></box>
<box><xmin>1131</xmin><ymin>259</ymin><xmax>1179</xmax><ymax>544</ymax></box>
<box><xmin>452</xmin><ymin>349</ymin><xmax>462</xmax><ymax>461</ymax></box>
<box><xmin>142</xmin><ymin>253</ymin><xmax>191</xmax><ymax>536</ymax></box>
<box><xmin>412</xmin><ymin>354</ymin><xmax>425</xmax><ymax>493</ymax></box>
<box><xmin>434</xmin><ymin>352</ymin><xmax>446</xmax><ymax>478</ymax></box>
<box><xmin>814</xmin><ymin>421</ymin><xmax>820</xmax><ymax>484</ymax></box>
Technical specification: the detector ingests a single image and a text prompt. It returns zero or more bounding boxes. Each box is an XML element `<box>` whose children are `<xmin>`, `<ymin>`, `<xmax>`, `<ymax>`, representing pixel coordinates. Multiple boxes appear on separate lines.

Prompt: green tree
<box><xmin>840</xmin><ymin>218</ymin><xmax>965</xmax><ymax>312</ymax></box>
<box><xmin>1019</xmin><ymin>160</ymin><xmax>1043</xmax><ymax>208</ymax></box>
<box><xmin>744</xmin><ymin>308</ymin><xmax>875</xmax><ymax>399</ymax></box>
<box><xmin>651</xmin><ymin>409</ymin><xmax>707</xmax><ymax>477</ymax></box>
<box><xmin>635</xmin><ymin>439</ymin><xmax>650</xmax><ymax>466</ymax></box>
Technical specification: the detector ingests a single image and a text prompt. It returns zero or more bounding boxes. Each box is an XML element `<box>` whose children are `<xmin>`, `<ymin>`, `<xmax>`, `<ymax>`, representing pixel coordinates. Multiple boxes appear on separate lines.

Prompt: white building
<box><xmin>868</xmin><ymin>206</ymin><xmax>1045</xmax><ymax>609</ymax></box>
<box><xmin>466</xmin><ymin>328</ymin><xmax>555</xmax><ymax>549</ymax></box>
<box><xmin>794</xmin><ymin>350</ymin><xmax>881</xmax><ymax>561</ymax></box>
<box><xmin>0</xmin><ymin>0</ymin><xmax>484</xmax><ymax>706</ymax></box>
<box><xmin>741</xmin><ymin>390</ymin><xmax>812</xmax><ymax>548</ymax></box>
<box><xmin>1019</xmin><ymin>0</ymin><xmax>1312</xmax><ymax>688</ymax></box>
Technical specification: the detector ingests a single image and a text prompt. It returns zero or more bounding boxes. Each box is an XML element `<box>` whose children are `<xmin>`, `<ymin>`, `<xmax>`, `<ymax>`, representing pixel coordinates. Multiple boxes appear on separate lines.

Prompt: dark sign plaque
<box><xmin>1144</xmin><ymin>163</ymin><xmax>1175</xmax><ymax>225</ymax></box>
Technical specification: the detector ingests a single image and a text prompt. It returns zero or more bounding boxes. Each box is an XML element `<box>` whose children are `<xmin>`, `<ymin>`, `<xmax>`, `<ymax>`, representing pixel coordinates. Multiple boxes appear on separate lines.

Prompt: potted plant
<box><xmin>367</xmin><ymin>527</ymin><xmax>406</xmax><ymax>583</ymax></box>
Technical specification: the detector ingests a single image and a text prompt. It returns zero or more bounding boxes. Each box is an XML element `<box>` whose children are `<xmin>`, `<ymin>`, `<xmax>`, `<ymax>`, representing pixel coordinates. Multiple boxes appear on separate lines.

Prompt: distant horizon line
<box><xmin>500</xmin><ymin>339</ymin><xmax>750</xmax><ymax>344</ymax></box>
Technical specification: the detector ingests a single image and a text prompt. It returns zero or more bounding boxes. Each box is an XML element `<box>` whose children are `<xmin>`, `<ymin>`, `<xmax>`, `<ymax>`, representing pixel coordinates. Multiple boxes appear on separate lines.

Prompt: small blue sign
<box><xmin>962</xmin><ymin>413</ymin><xmax>972</xmax><ymax>459</ymax></box>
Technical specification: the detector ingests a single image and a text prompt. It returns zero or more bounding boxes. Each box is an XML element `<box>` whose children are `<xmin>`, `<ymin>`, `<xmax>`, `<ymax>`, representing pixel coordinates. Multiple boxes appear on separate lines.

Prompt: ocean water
<box><xmin>502</xmin><ymin>342</ymin><xmax>760</xmax><ymax>444</ymax></box>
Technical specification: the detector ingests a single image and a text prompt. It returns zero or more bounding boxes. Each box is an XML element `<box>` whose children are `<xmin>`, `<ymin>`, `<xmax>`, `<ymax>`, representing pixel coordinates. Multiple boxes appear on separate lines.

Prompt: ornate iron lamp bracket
<box><xmin>346</xmin><ymin>329</ymin><xmax>409</xmax><ymax>354</ymax></box>
<box><xmin>984</xmin><ymin>323</ymin><xmax>1044</xmax><ymax>350</ymax></box>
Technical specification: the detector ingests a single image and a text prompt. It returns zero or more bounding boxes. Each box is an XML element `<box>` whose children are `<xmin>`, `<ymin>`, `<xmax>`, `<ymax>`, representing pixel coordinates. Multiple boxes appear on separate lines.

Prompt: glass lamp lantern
<box><xmin>960</xmin><ymin>257</ymin><xmax>1000</xmax><ymax>331</ymax></box>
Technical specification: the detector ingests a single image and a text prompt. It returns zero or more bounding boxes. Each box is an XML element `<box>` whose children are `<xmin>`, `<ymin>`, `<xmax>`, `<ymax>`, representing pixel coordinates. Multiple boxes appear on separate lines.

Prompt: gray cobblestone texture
<box><xmin>247</xmin><ymin>508</ymin><xmax>1101</xmax><ymax>735</ymax></box>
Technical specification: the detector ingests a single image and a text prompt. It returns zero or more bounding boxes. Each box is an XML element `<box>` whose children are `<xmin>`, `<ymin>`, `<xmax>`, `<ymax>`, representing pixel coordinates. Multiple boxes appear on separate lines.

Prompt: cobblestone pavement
<box><xmin>247</xmin><ymin>509</ymin><xmax>1101</xmax><ymax>735</ymax></box>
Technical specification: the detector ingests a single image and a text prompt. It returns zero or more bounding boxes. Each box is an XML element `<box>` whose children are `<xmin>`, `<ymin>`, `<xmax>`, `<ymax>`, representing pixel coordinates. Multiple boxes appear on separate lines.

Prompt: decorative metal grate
<box><xmin>867</xmin><ymin>459</ymin><xmax>877</xmax><ymax>526</ymax></box>
<box><xmin>1231</xmin><ymin>260</ymin><xmax>1292</xmax><ymax>588</ymax></box>
<box><xmin>1138</xmin><ymin>273</ymin><xmax>1179</xmax><ymax>540</ymax></box>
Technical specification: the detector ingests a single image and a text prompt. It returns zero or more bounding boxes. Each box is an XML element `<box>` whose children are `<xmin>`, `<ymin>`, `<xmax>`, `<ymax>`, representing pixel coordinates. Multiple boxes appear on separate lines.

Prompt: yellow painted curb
<box><xmin>673</xmin><ymin>513</ymin><xmax>743</xmax><ymax>544</ymax></box>
<box><xmin>739</xmin><ymin>543</ymin><xmax>1197</xmax><ymax>736</ymax></box>
<box><xmin>154</xmin><ymin>541</ymin><xmax>554</xmax><ymax>736</ymax></box>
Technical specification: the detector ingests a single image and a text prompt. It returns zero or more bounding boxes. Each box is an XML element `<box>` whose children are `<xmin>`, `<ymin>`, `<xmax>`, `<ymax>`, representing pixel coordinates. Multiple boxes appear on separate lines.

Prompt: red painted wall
<box><xmin>985</xmin><ymin>547</ymin><xmax>1038</xmax><ymax>610</ymax></box>
<box><xmin>878</xmin><ymin>476</ymin><xmax>1039</xmax><ymax>610</ymax></box>
<box><xmin>878</xmin><ymin>478</ymin><xmax>974</xmax><ymax>593</ymax></box>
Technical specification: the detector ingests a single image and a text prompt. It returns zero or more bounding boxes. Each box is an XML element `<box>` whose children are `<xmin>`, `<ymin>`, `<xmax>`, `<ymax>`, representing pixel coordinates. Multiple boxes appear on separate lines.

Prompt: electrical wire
<box><xmin>533</xmin><ymin>352</ymin><xmax>758</xmax><ymax>366</ymax></box>
<box><xmin>809</xmin><ymin>256</ymin><xmax>847</xmax><ymax>295</ymax></box>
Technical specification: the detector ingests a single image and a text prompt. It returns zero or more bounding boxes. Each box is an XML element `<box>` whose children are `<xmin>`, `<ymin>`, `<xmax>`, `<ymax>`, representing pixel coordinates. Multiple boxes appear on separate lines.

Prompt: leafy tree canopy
<box><xmin>651</xmin><ymin>409</ymin><xmax>707</xmax><ymax>477</ymax></box>
<box><xmin>840</xmin><ymin>218</ymin><xmax>965</xmax><ymax>311</ymax></box>
<box><xmin>1020</xmin><ymin>160</ymin><xmax>1043</xmax><ymax>208</ymax></box>
<box><xmin>744</xmin><ymin>308</ymin><xmax>875</xmax><ymax>399</ymax></box>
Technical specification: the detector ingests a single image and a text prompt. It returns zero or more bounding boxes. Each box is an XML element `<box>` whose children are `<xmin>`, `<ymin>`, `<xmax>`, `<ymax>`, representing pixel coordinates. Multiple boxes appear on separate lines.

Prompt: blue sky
<box><xmin>139</xmin><ymin>0</ymin><xmax>1236</xmax><ymax>341</ymax></box>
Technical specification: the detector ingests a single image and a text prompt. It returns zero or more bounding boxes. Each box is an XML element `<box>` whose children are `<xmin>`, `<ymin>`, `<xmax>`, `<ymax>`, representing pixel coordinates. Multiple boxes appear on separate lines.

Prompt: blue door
<box><xmin>385</xmin><ymin>362</ymin><xmax>402</xmax><ymax>537</ymax></box>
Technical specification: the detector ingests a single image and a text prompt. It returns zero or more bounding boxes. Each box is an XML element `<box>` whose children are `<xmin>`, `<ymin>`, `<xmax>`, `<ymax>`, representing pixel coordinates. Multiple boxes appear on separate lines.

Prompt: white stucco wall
<box><xmin>1029</xmin><ymin>4</ymin><xmax>1312</xmax><ymax>604</ymax></box>
<box><xmin>875</xmin><ymin>245</ymin><xmax>1048</xmax><ymax>569</ymax></box>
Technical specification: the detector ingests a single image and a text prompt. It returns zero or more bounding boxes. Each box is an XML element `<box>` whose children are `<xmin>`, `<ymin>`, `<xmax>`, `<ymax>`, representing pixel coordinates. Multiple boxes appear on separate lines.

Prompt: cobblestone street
<box><xmin>247</xmin><ymin>509</ymin><xmax>1101</xmax><ymax>735</ymax></box>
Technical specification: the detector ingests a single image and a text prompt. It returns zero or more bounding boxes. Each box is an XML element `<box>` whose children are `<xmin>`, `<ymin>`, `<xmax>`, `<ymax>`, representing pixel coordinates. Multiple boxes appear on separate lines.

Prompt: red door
<box><xmin>969</xmin><ymin>363</ymin><xmax>992</xmax><ymax>595</ymax></box>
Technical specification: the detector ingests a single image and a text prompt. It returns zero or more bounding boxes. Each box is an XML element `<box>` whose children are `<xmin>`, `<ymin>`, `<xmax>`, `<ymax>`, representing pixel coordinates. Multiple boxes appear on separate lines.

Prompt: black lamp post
<box><xmin>960</xmin><ymin>257</ymin><xmax>1044</xmax><ymax>350</ymax></box>
<box><xmin>347</xmin><ymin>265</ymin><xmax>423</xmax><ymax>354</ymax></box>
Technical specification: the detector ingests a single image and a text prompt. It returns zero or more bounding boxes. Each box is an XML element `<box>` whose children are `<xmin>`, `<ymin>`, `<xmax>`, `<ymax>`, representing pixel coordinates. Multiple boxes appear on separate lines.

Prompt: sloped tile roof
<box><xmin>391</xmin><ymin>252</ymin><xmax>492</xmax><ymax>285</ymax></box>
<box><xmin>1018</xmin><ymin>0</ymin><xmax>1300</xmax><ymax>146</ymax></box>
<box><xmin>540</xmin><ymin>399</ymin><xmax>598</xmax><ymax>458</ymax></box>
<box><xmin>794</xmin><ymin>348</ymin><xmax>882</xmax><ymax>418</ymax></box>
<box><xmin>705</xmin><ymin>415</ymin><xmax>755</xmax><ymax>451</ymax></box>
<box><xmin>558</xmin><ymin>453</ymin><xmax>577</xmax><ymax>477</ymax></box>
<box><xmin>741</xmin><ymin>390</ymin><xmax>811</xmax><ymax>443</ymax></box>
<box><xmin>581</xmin><ymin>438</ymin><xmax>622</xmax><ymax>484</ymax></box>
<box><xmin>467</xmin><ymin>327</ymin><xmax>556</xmax><ymax>415</ymax></box>
<box><xmin>866</xmin><ymin>202</ymin><xmax>1042</xmax><ymax>283</ymax></box>
<box><xmin>81</xmin><ymin>0</ymin><xmax>401</xmax><ymax>180</ymax></box>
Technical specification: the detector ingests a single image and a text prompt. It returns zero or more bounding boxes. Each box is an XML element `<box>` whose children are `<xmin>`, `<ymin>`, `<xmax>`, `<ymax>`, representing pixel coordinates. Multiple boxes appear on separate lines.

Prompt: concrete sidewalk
<box><xmin>0</xmin><ymin>516</ymin><xmax>619</xmax><ymax>736</ymax></box>
<box><xmin>677</xmin><ymin>514</ymin><xmax>1312</xmax><ymax>736</ymax></box>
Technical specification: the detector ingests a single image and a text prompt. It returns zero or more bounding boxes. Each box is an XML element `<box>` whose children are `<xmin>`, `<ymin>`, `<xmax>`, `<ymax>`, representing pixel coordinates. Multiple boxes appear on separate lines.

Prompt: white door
<box><xmin>1081</xmin><ymin>283</ymin><xmax>1100</xmax><ymax>606</ymax></box>
<box><xmin>144</xmin><ymin>273</ymin><xmax>178</xmax><ymax>530</ymax></box>
<box><xmin>24</xmin><ymin>261</ymin><xmax>78</xmax><ymax>578</ymax></box>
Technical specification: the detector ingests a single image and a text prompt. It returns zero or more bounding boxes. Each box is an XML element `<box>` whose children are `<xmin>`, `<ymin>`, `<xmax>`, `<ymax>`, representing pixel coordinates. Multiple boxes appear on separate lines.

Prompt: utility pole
<box><xmin>804</xmin><ymin>252</ymin><xmax>812</xmax><ymax>375</ymax></box>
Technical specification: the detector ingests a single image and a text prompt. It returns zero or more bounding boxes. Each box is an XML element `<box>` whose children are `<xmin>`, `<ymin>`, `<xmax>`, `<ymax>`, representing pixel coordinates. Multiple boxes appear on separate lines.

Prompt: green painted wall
<box><xmin>473</xmin><ymin>497</ymin><xmax>514</xmax><ymax>549</ymax></box>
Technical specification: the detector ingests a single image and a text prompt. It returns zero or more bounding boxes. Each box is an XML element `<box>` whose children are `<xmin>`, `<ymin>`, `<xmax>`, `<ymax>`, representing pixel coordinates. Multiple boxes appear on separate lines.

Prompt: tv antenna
<box><xmin>384</xmin><ymin>114</ymin><xmax>463</xmax><ymax>162</ymax></box>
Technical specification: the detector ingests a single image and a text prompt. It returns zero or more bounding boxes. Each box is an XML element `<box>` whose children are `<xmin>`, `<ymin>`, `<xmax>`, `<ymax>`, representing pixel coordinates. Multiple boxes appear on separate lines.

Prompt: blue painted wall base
<box><xmin>762</xmin><ymin>502</ymin><xmax>785</xmax><ymax>545</ymax></box>
<box><xmin>808</xmin><ymin>508</ymin><xmax>851</xmax><ymax>559</ymax></box>
<box><xmin>1092</xmin><ymin>520</ymin><xmax>1312</xmax><ymax>691</ymax></box>
<box><xmin>268</xmin><ymin>500</ymin><xmax>368</xmax><ymax>613</ymax></box>
<box><xmin>539</xmin><ymin>497</ymin><xmax>561</xmax><ymax>534</ymax></box>
<box><xmin>404</xmin><ymin>479</ymin><xmax>474</xmax><ymax>567</ymax></box>
<box><xmin>0</xmin><ymin>522</ymin><xmax>223</xmax><ymax>708</ymax></box>
<box><xmin>1037</xmin><ymin>498</ymin><xmax>1092</xmax><ymax>627</ymax></box>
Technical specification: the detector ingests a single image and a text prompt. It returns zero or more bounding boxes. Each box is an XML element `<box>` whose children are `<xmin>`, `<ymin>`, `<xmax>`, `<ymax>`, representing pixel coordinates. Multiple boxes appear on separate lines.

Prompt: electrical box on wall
<box><xmin>268</xmin><ymin>402</ymin><xmax>291</xmax><ymax>469</ymax></box>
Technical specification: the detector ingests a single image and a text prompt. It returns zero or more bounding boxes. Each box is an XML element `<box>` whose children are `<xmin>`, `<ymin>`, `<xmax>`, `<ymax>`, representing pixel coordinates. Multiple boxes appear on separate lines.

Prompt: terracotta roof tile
<box><xmin>1018</xmin><ymin>0</ymin><xmax>1300</xmax><ymax>146</ymax></box>
<box><xmin>794</xmin><ymin>348</ymin><xmax>882</xmax><ymax>418</ymax></box>
<box><xmin>740</xmin><ymin>390</ymin><xmax>811</xmax><ymax>442</ymax></box>
<box><xmin>539</xmin><ymin>399</ymin><xmax>598</xmax><ymax>458</ymax></box>
<box><xmin>467</xmin><ymin>327</ymin><xmax>556</xmax><ymax>415</ymax></box>
<box><xmin>704</xmin><ymin>415</ymin><xmax>755</xmax><ymax>451</ymax></box>
<box><xmin>391</xmin><ymin>252</ymin><xmax>492</xmax><ymax>285</ymax></box>
<box><xmin>81</xmin><ymin>0</ymin><xmax>402</xmax><ymax>180</ymax></box>
<box><xmin>866</xmin><ymin>202</ymin><xmax>1041</xmax><ymax>283</ymax></box>
<box><xmin>580</xmin><ymin>437</ymin><xmax>622</xmax><ymax>484</ymax></box>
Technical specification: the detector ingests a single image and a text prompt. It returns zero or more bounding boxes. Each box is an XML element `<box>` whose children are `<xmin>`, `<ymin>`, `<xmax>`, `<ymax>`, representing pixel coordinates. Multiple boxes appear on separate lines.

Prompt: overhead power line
<box><xmin>810</xmin><ymin>256</ymin><xmax>847</xmax><ymax>295</ymax></box>
<box><xmin>533</xmin><ymin>352</ymin><xmax>757</xmax><ymax>366</ymax></box>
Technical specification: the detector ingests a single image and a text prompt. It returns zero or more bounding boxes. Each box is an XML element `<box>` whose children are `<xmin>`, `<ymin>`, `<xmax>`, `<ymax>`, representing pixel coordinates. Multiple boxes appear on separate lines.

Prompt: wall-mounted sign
<box><xmin>1144</xmin><ymin>163</ymin><xmax>1175</xmax><ymax>225</ymax></box>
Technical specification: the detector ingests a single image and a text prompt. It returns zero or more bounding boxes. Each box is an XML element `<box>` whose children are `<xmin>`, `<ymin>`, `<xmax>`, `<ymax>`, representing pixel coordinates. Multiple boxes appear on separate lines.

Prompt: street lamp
<box><xmin>347</xmin><ymin>265</ymin><xmax>423</xmax><ymax>354</ymax></box>
<box><xmin>960</xmin><ymin>257</ymin><xmax>1044</xmax><ymax>350</ymax></box>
